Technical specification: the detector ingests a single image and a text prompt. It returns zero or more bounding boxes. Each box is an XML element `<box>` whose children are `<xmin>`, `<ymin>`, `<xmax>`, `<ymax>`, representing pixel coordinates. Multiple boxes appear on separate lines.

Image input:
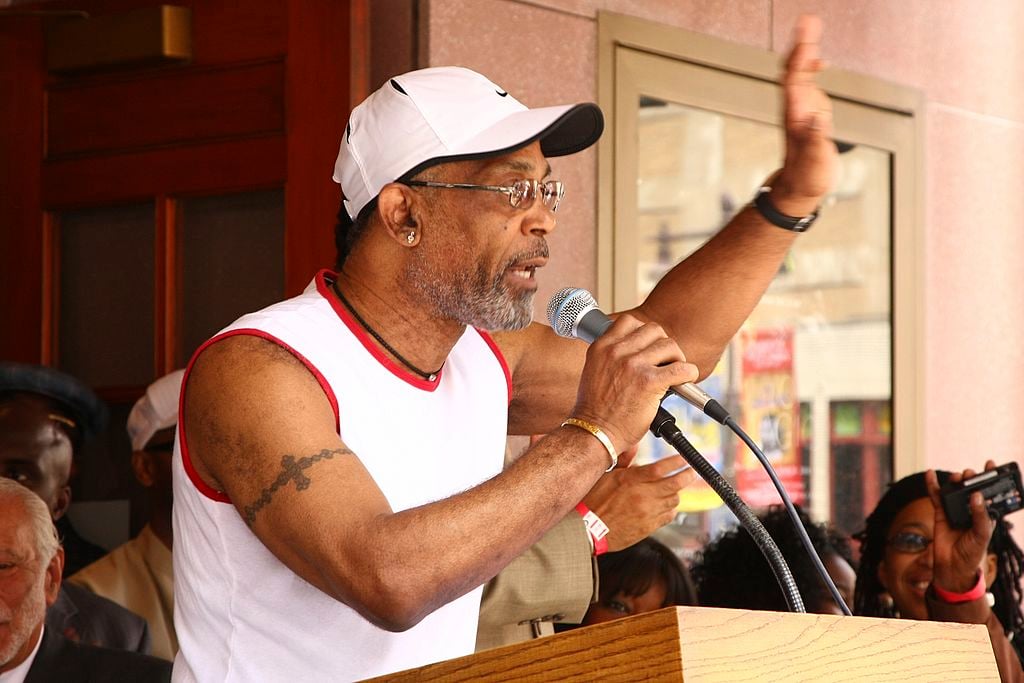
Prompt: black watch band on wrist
<box><xmin>752</xmin><ymin>185</ymin><xmax>819</xmax><ymax>233</ymax></box>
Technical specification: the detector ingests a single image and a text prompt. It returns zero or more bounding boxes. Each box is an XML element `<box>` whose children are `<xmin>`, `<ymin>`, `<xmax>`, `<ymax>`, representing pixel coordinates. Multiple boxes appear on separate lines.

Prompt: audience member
<box><xmin>0</xmin><ymin>362</ymin><xmax>107</xmax><ymax>576</ymax></box>
<box><xmin>692</xmin><ymin>505</ymin><xmax>855</xmax><ymax>615</ymax></box>
<box><xmin>70</xmin><ymin>370</ymin><xmax>182</xmax><ymax>661</ymax></box>
<box><xmin>579</xmin><ymin>537</ymin><xmax>697</xmax><ymax>626</ymax></box>
<box><xmin>853</xmin><ymin>466</ymin><xmax>1024</xmax><ymax>682</ymax></box>
<box><xmin>0</xmin><ymin>478</ymin><xmax>171</xmax><ymax>682</ymax></box>
<box><xmin>0</xmin><ymin>362</ymin><xmax>152</xmax><ymax>653</ymax></box>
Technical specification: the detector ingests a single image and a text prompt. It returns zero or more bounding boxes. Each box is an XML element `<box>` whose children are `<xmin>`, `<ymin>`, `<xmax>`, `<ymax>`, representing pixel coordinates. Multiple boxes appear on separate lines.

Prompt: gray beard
<box><xmin>0</xmin><ymin>574</ymin><xmax>45</xmax><ymax>670</ymax></box>
<box><xmin>405</xmin><ymin>251</ymin><xmax>538</xmax><ymax>332</ymax></box>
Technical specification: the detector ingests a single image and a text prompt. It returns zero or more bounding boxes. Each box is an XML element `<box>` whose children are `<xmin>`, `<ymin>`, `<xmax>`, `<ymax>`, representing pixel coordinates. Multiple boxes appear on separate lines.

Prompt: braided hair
<box><xmin>853</xmin><ymin>471</ymin><xmax>1024</xmax><ymax>660</ymax></box>
<box><xmin>692</xmin><ymin>505</ymin><xmax>853</xmax><ymax>614</ymax></box>
<box><xmin>991</xmin><ymin>519</ymin><xmax>1024</xmax><ymax>655</ymax></box>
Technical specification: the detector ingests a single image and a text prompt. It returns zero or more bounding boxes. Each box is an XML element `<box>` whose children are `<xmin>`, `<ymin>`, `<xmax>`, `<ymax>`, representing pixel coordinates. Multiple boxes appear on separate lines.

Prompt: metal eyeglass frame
<box><xmin>886</xmin><ymin>530</ymin><xmax>933</xmax><ymax>553</ymax></box>
<box><xmin>405</xmin><ymin>178</ymin><xmax>565</xmax><ymax>212</ymax></box>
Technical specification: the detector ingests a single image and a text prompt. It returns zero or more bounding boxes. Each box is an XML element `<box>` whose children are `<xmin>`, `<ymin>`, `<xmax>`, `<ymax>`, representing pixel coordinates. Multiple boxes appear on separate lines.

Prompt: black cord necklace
<box><xmin>332</xmin><ymin>279</ymin><xmax>442</xmax><ymax>382</ymax></box>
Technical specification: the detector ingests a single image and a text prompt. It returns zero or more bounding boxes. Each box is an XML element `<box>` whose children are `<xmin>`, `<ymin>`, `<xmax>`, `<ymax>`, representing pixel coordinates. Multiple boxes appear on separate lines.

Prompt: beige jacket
<box><xmin>476</xmin><ymin>513</ymin><xmax>597</xmax><ymax>651</ymax></box>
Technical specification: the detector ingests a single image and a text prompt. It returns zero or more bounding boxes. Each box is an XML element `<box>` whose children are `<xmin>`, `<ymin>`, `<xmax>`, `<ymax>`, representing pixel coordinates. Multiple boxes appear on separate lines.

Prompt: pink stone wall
<box><xmin>422</xmin><ymin>0</ymin><xmax>1024</xmax><ymax>543</ymax></box>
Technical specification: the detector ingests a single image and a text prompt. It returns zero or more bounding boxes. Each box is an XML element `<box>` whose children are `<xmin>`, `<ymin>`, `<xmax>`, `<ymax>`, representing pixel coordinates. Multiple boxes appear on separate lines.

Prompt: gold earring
<box><xmin>406</xmin><ymin>231</ymin><xmax>416</xmax><ymax>244</ymax></box>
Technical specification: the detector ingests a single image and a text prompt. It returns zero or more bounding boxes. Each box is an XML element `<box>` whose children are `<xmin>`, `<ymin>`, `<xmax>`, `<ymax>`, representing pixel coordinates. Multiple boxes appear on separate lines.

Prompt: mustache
<box><xmin>503</xmin><ymin>240</ymin><xmax>549</xmax><ymax>270</ymax></box>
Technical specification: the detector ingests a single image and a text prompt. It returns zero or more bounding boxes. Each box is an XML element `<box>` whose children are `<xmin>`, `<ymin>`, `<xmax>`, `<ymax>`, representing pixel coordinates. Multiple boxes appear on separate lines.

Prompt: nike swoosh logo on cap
<box><xmin>496</xmin><ymin>89</ymin><xmax>508</xmax><ymax>97</ymax></box>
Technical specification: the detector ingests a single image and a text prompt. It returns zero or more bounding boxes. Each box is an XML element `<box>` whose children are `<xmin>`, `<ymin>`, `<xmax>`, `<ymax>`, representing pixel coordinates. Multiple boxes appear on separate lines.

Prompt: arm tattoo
<box><xmin>242</xmin><ymin>447</ymin><xmax>351</xmax><ymax>526</ymax></box>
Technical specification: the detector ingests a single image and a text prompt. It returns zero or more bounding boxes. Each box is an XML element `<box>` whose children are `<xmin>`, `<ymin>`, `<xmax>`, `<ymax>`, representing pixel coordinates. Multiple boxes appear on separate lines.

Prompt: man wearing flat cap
<box><xmin>0</xmin><ymin>362</ymin><xmax>153</xmax><ymax>655</ymax></box>
<box><xmin>0</xmin><ymin>361</ymin><xmax>108</xmax><ymax>576</ymax></box>
<box><xmin>173</xmin><ymin>16</ymin><xmax>835</xmax><ymax>681</ymax></box>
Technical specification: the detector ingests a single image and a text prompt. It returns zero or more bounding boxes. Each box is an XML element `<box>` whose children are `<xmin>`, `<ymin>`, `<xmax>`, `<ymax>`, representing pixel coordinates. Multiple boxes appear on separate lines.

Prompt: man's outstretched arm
<box><xmin>501</xmin><ymin>15</ymin><xmax>836</xmax><ymax>436</ymax></box>
<box><xmin>636</xmin><ymin>15</ymin><xmax>835</xmax><ymax>367</ymax></box>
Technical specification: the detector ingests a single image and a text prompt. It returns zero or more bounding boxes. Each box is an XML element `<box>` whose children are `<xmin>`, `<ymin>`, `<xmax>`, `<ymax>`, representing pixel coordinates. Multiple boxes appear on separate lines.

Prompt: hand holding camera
<box><xmin>940</xmin><ymin>461</ymin><xmax>1022</xmax><ymax>529</ymax></box>
<box><xmin>924</xmin><ymin>461</ymin><xmax>1022</xmax><ymax>595</ymax></box>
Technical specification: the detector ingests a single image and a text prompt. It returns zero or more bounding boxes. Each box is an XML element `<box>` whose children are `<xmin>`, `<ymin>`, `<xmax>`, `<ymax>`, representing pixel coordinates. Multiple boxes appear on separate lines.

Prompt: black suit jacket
<box><xmin>25</xmin><ymin>628</ymin><xmax>171</xmax><ymax>683</ymax></box>
<box><xmin>45</xmin><ymin>583</ymin><xmax>152</xmax><ymax>654</ymax></box>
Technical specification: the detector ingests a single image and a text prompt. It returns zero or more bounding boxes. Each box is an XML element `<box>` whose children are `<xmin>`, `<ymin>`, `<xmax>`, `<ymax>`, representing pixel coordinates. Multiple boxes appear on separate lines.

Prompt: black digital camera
<box><xmin>940</xmin><ymin>462</ymin><xmax>1023</xmax><ymax>529</ymax></box>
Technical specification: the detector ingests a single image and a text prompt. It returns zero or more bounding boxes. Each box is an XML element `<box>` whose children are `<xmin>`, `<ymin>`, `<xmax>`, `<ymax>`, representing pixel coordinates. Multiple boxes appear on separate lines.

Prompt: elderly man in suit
<box><xmin>0</xmin><ymin>478</ymin><xmax>170</xmax><ymax>682</ymax></box>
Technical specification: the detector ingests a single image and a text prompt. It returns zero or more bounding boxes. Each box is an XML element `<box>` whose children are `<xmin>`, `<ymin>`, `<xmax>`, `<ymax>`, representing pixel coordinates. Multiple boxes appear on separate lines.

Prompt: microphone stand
<box><xmin>669</xmin><ymin>390</ymin><xmax>851</xmax><ymax>615</ymax></box>
<box><xmin>650</xmin><ymin>407</ymin><xmax>806</xmax><ymax>613</ymax></box>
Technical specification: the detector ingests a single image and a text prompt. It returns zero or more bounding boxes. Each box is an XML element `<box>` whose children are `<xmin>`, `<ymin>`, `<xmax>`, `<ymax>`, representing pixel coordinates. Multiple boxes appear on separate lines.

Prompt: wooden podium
<box><xmin>368</xmin><ymin>606</ymin><xmax>1000</xmax><ymax>682</ymax></box>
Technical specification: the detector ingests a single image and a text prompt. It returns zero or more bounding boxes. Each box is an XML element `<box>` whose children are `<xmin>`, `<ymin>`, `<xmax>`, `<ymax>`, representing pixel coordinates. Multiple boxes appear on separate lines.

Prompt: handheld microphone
<box><xmin>546</xmin><ymin>287</ymin><xmax>730</xmax><ymax>424</ymax></box>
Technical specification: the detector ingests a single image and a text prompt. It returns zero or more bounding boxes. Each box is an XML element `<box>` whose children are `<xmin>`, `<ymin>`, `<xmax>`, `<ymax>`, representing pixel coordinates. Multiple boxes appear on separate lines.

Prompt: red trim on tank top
<box><xmin>314</xmin><ymin>270</ymin><xmax>443</xmax><ymax>392</ymax></box>
<box><xmin>475</xmin><ymin>329</ymin><xmax>513</xmax><ymax>405</ymax></box>
<box><xmin>180</xmin><ymin>328</ymin><xmax>341</xmax><ymax>503</ymax></box>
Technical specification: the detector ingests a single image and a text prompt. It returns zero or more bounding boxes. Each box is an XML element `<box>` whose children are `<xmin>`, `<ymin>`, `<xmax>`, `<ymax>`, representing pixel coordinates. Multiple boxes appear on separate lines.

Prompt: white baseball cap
<box><xmin>127</xmin><ymin>369</ymin><xmax>185</xmax><ymax>451</ymax></box>
<box><xmin>333</xmin><ymin>66</ymin><xmax>604</xmax><ymax>221</ymax></box>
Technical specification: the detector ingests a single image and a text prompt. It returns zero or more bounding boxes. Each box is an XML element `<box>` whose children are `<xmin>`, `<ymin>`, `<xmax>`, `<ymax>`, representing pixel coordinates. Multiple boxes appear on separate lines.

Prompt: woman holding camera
<box><xmin>853</xmin><ymin>462</ymin><xmax>1024</xmax><ymax>682</ymax></box>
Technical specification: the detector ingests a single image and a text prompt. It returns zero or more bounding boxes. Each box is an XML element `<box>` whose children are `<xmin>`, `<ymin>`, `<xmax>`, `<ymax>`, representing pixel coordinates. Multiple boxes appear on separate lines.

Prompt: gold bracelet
<box><xmin>561</xmin><ymin>418</ymin><xmax>618</xmax><ymax>472</ymax></box>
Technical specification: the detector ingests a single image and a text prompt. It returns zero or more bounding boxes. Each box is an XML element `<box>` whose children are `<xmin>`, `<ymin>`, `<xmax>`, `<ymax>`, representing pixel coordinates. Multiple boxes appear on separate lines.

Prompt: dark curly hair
<box><xmin>692</xmin><ymin>505</ymin><xmax>853</xmax><ymax>613</ymax></box>
<box><xmin>853</xmin><ymin>471</ymin><xmax>1024</xmax><ymax>661</ymax></box>
<box><xmin>596</xmin><ymin>537</ymin><xmax>697</xmax><ymax>608</ymax></box>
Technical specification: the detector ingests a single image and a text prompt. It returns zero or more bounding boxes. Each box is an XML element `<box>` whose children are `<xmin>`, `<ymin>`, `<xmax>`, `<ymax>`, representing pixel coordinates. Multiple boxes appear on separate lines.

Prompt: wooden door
<box><xmin>0</xmin><ymin>0</ymin><xmax>365</xmax><ymax>538</ymax></box>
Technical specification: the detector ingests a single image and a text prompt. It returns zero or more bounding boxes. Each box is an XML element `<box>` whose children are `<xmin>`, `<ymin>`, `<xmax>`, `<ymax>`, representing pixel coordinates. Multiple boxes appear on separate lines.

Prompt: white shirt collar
<box><xmin>0</xmin><ymin>625</ymin><xmax>44</xmax><ymax>683</ymax></box>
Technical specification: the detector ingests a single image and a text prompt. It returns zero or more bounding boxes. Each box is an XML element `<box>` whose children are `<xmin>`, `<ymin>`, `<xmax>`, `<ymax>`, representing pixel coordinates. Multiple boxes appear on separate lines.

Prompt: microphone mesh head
<box><xmin>546</xmin><ymin>287</ymin><xmax>597</xmax><ymax>338</ymax></box>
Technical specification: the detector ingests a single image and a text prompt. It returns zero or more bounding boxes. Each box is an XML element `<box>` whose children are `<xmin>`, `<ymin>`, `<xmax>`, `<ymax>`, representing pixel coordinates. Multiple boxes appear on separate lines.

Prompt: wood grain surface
<box><xmin>367</xmin><ymin>606</ymin><xmax>999</xmax><ymax>682</ymax></box>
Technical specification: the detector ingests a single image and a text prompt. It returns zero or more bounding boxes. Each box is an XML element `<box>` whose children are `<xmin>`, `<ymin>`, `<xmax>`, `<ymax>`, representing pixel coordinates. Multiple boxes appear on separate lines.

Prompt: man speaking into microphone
<box><xmin>171</xmin><ymin>15</ymin><xmax>836</xmax><ymax>682</ymax></box>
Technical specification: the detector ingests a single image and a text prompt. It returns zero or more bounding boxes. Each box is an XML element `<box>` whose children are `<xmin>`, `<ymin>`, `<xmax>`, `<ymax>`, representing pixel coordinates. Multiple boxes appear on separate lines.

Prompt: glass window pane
<box><xmin>178</xmin><ymin>190</ymin><xmax>285</xmax><ymax>364</ymax></box>
<box><xmin>632</xmin><ymin>100</ymin><xmax>893</xmax><ymax>552</ymax></box>
<box><xmin>58</xmin><ymin>203</ymin><xmax>154</xmax><ymax>387</ymax></box>
<box><xmin>834</xmin><ymin>403</ymin><xmax>863</xmax><ymax>437</ymax></box>
<box><xmin>830</xmin><ymin>401</ymin><xmax>892</xmax><ymax>535</ymax></box>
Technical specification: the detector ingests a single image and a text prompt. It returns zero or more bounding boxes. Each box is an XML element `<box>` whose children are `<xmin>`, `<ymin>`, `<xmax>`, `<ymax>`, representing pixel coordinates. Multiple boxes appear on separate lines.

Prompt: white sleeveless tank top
<box><xmin>171</xmin><ymin>271</ymin><xmax>510</xmax><ymax>682</ymax></box>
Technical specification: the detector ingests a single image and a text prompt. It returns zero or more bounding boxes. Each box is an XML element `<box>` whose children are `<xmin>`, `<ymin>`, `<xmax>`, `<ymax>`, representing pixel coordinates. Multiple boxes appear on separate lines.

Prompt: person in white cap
<box><xmin>69</xmin><ymin>370</ymin><xmax>184</xmax><ymax>662</ymax></box>
<box><xmin>173</xmin><ymin>16</ymin><xmax>835</xmax><ymax>681</ymax></box>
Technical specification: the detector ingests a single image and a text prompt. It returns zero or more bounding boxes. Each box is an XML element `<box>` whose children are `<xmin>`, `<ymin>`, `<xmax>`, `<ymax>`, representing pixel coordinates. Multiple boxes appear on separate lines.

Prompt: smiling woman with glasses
<box><xmin>853</xmin><ymin>468</ymin><xmax>1024</xmax><ymax>681</ymax></box>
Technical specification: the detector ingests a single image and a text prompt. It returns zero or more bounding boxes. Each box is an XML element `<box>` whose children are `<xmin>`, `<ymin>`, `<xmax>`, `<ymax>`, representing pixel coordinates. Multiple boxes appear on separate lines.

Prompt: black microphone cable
<box><xmin>650</xmin><ymin>407</ymin><xmax>805</xmax><ymax>613</ymax></box>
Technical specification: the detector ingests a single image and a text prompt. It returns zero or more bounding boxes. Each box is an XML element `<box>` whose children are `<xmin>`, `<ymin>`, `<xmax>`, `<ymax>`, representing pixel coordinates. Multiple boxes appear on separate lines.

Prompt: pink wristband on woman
<box><xmin>576</xmin><ymin>502</ymin><xmax>609</xmax><ymax>556</ymax></box>
<box><xmin>932</xmin><ymin>569</ymin><xmax>986</xmax><ymax>604</ymax></box>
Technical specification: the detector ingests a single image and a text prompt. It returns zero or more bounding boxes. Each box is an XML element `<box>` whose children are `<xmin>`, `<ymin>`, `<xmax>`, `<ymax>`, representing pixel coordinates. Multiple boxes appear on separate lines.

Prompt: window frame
<box><xmin>596</xmin><ymin>12</ymin><xmax>926</xmax><ymax>494</ymax></box>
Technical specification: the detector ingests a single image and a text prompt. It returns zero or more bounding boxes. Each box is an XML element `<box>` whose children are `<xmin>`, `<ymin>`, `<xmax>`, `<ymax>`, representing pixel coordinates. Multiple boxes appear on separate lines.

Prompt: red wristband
<box><xmin>576</xmin><ymin>503</ymin><xmax>609</xmax><ymax>556</ymax></box>
<box><xmin>932</xmin><ymin>570</ymin><xmax>986</xmax><ymax>604</ymax></box>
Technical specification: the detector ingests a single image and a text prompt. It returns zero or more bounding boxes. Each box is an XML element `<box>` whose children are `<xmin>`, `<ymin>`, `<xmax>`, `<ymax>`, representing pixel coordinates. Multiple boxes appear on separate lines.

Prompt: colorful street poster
<box><xmin>735</xmin><ymin>327</ymin><xmax>804</xmax><ymax>507</ymax></box>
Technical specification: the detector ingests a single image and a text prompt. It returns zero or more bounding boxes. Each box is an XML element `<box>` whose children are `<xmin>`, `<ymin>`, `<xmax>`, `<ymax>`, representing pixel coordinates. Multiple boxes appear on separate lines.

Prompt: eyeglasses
<box><xmin>886</xmin><ymin>531</ymin><xmax>933</xmax><ymax>554</ymax></box>
<box><xmin>405</xmin><ymin>178</ymin><xmax>565</xmax><ymax>212</ymax></box>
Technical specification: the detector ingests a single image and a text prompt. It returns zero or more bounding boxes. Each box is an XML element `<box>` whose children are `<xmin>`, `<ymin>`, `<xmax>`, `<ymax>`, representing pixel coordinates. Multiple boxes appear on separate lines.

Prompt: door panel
<box><xmin>47</xmin><ymin>60</ymin><xmax>286</xmax><ymax>157</ymax></box>
<box><xmin>177</xmin><ymin>189</ymin><xmax>284</xmax><ymax>365</ymax></box>
<box><xmin>57</xmin><ymin>202</ymin><xmax>155</xmax><ymax>387</ymax></box>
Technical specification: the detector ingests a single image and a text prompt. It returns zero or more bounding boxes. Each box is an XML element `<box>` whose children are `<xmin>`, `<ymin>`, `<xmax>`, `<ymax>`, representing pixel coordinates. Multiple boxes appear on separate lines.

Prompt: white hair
<box><xmin>0</xmin><ymin>478</ymin><xmax>60</xmax><ymax>565</ymax></box>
